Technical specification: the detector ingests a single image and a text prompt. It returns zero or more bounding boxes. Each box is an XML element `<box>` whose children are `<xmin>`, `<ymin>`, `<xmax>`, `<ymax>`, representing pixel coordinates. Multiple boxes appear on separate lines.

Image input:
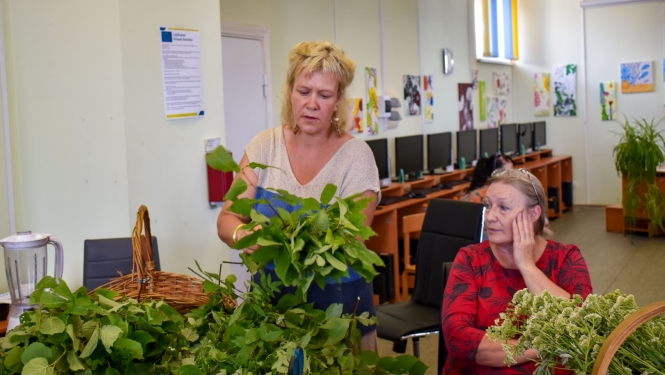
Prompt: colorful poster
<box><xmin>348</xmin><ymin>98</ymin><xmax>364</xmax><ymax>133</ymax></box>
<box><xmin>403</xmin><ymin>75</ymin><xmax>421</xmax><ymax>116</ymax></box>
<box><xmin>620</xmin><ymin>61</ymin><xmax>654</xmax><ymax>93</ymax></box>
<box><xmin>493</xmin><ymin>72</ymin><xmax>510</xmax><ymax>95</ymax></box>
<box><xmin>600</xmin><ymin>82</ymin><xmax>617</xmax><ymax>121</ymax></box>
<box><xmin>486</xmin><ymin>97</ymin><xmax>507</xmax><ymax>129</ymax></box>
<box><xmin>458</xmin><ymin>83</ymin><xmax>474</xmax><ymax>131</ymax></box>
<box><xmin>479</xmin><ymin>81</ymin><xmax>487</xmax><ymax>121</ymax></box>
<box><xmin>534</xmin><ymin>73</ymin><xmax>550</xmax><ymax>117</ymax></box>
<box><xmin>423</xmin><ymin>75</ymin><xmax>433</xmax><ymax>123</ymax></box>
<box><xmin>553</xmin><ymin>64</ymin><xmax>577</xmax><ymax>117</ymax></box>
<box><xmin>365</xmin><ymin>67</ymin><xmax>379</xmax><ymax>135</ymax></box>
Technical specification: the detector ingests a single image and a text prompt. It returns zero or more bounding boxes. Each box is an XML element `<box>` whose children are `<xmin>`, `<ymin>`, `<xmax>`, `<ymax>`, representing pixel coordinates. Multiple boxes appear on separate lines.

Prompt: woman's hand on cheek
<box><xmin>512</xmin><ymin>211</ymin><xmax>537</xmax><ymax>270</ymax></box>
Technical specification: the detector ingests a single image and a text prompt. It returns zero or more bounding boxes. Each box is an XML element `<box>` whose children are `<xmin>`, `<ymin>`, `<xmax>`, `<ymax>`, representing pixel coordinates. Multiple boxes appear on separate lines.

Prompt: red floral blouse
<box><xmin>441</xmin><ymin>240</ymin><xmax>593</xmax><ymax>375</ymax></box>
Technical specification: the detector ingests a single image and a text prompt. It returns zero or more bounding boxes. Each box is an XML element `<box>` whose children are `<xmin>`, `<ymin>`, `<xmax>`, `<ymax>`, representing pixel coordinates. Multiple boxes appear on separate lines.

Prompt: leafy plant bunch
<box><xmin>0</xmin><ymin>270</ymin><xmax>428</xmax><ymax>375</ymax></box>
<box><xmin>206</xmin><ymin>145</ymin><xmax>385</xmax><ymax>298</ymax></box>
<box><xmin>180</xmin><ymin>265</ymin><xmax>428</xmax><ymax>375</ymax></box>
<box><xmin>487</xmin><ymin>289</ymin><xmax>665</xmax><ymax>375</ymax></box>
<box><xmin>613</xmin><ymin>117</ymin><xmax>665</xmax><ymax>232</ymax></box>
<box><xmin>0</xmin><ymin>277</ymin><xmax>195</xmax><ymax>375</ymax></box>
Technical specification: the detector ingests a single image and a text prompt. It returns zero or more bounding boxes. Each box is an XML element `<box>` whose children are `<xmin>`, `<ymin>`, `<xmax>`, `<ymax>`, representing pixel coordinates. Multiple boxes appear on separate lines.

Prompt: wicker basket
<box><xmin>591</xmin><ymin>301</ymin><xmax>665</xmax><ymax>374</ymax></box>
<box><xmin>93</xmin><ymin>205</ymin><xmax>210</xmax><ymax>314</ymax></box>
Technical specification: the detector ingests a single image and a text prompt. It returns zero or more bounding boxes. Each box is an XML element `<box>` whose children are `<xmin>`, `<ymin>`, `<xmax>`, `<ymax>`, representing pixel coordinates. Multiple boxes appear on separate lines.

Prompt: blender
<box><xmin>0</xmin><ymin>231</ymin><xmax>63</xmax><ymax>331</ymax></box>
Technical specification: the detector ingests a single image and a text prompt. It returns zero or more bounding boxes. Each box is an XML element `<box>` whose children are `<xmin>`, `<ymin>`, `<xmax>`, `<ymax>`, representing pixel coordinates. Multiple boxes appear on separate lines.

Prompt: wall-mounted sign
<box><xmin>160</xmin><ymin>27</ymin><xmax>204</xmax><ymax>119</ymax></box>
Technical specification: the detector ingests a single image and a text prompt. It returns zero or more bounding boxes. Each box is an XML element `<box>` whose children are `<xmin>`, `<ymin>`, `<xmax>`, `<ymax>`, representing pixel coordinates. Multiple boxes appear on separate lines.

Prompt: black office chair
<box><xmin>375</xmin><ymin>199</ymin><xmax>484</xmax><ymax>358</ymax></box>
<box><xmin>438</xmin><ymin>262</ymin><xmax>453</xmax><ymax>375</ymax></box>
<box><xmin>83</xmin><ymin>236</ymin><xmax>161</xmax><ymax>291</ymax></box>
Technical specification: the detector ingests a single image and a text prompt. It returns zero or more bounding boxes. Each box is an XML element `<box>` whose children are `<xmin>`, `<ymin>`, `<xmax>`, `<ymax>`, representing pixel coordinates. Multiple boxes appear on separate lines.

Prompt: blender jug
<box><xmin>0</xmin><ymin>231</ymin><xmax>64</xmax><ymax>330</ymax></box>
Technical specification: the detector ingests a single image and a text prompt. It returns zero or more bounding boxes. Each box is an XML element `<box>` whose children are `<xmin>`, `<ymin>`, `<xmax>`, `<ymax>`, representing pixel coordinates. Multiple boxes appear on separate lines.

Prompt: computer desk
<box><xmin>367</xmin><ymin>149</ymin><xmax>572</xmax><ymax>303</ymax></box>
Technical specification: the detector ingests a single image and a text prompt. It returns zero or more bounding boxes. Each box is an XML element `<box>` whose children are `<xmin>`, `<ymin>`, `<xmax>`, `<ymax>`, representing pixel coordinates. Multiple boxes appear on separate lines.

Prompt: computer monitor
<box><xmin>365</xmin><ymin>138</ymin><xmax>389</xmax><ymax>180</ymax></box>
<box><xmin>456</xmin><ymin>129</ymin><xmax>477</xmax><ymax>166</ymax></box>
<box><xmin>518</xmin><ymin>123</ymin><xmax>534</xmax><ymax>153</ymax></box>
<box><xmin>479</xmin><ymin>128</ymin><xmax>499</xmax><ymax>159</ymax></box>
<box><xmin>426</xmin><ymin>132</ymin><xmax>452</xmax><ymax>173</ymax></box>
<box><xmin>533</xmin><ymin>121</ymin><xmax>547</xmax><ymax>149</ymax></box>
<box><xmin>500</xmin><ymin>123</ymin><xmax>518</xmax><ymax>156</ymax></box>
<box><xmin>395</xmin><ymin>134</ymin><xmax>424</xmax><ymax>180</ymax></box>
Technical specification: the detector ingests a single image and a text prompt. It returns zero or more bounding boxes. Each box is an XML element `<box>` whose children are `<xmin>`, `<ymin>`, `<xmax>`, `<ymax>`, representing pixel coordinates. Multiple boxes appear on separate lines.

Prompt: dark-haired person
<box><xmin>460</xmin><ymin>153</ymin><xmax>513</xmax><ymax>203</ymax></box>
<box><xmin>441</xmin><ymin>168</ymin><xmax>592</xmax><ymax>374</ymax></box>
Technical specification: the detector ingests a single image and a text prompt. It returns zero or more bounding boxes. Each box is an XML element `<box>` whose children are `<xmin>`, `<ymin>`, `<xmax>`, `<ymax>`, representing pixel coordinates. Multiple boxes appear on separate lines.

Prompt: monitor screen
<box><xmin>427</xmin><ymin>132</ymin><xmax>452</xmax><ymax>171</ymax></box>
<box><xmin>395</xmin><ymin>134</ymin><xmax>424</xmax><ymax>178</ymax></box>
<box><xmin>533</xmin><ymin>121</ymin><xmax>546</xmax><ymax>148</ymax></box>
<box><xmin>456</xmin><ymin>129</ymin><xmax>477</xmax><ymax>165</ymax></box>
<box><xmin>479</xmin><ymin>128</ymin><xmax>499</xmax><ymax>158</ymax></box>
<box><xmin>500</xmin><ymin>123</ymin><xmax>518</xmax><ymax>155</ymax></box>
<box><xmin>365</xmin><ymin>138</ymin><xmax>389</xmax><ymax>180</ymax></box>
<box><xmin>519</xmin><ymin>123</ymin><xmax>534</xmax><ymax>152</ymax></box>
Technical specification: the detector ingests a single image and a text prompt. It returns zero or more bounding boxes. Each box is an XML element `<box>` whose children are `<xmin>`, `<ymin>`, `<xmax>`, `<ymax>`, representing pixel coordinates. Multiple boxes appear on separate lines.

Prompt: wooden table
<box><xmin>367</xmin><ymin>149</ymin><xmax>573</xmax><ymax>303</ymax></box>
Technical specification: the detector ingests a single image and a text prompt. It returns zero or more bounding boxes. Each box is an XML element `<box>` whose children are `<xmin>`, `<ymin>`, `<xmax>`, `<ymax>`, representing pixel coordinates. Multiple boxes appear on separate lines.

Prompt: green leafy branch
<box><xmin>207</xmin><ymin>146</ymin><xmax>384</xmax><ymax>298</ymax></box>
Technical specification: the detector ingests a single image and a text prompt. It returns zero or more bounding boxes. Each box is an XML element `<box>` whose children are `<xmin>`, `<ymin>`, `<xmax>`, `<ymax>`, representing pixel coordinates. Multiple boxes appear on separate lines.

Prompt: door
<box><xmin>221</xmin><ymin>35</ymin><xmax>269</xmax><ymax>287</ymax></box>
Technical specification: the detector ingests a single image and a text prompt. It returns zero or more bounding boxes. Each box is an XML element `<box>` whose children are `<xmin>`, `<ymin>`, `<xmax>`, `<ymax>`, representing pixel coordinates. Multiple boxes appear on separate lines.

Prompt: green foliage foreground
<box><xmin>0</xmin><ymin>272</ymin><xmax>427</xmax><ymax>375</ymax></box>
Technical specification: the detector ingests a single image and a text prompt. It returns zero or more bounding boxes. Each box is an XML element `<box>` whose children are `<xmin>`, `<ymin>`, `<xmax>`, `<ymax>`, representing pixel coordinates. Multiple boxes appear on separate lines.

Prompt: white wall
<box><xmin>0</xmin><ymin>1</ymin><xmax>9</xmax><ymax>292</ymax></box>
<box><xmin>2</xmin><ymin>0</ymin><xmax>227</xmax><ymax>290</ymax></box>
<box><xmin>583</xmin><ymin>2</ymin><xmax>665</xmax><ymax>204</ymax></box>
<box><xmin>514</xmin><ymin>0</ymin><xmax>587</xmax><ymax>204</ymax></box>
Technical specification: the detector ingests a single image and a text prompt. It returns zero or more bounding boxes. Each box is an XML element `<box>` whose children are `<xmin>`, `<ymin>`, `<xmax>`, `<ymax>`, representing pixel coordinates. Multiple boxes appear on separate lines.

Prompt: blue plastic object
<box><xmin>288</xmin><ymin>347</ymin><xmax>304</xmax><ymax>375</ymax></box>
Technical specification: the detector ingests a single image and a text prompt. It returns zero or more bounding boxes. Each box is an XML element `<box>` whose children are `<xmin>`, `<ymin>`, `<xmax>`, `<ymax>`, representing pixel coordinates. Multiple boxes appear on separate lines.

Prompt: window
<box><xmin>474</xmin><ymin>0</ymin><xmax>519</xmax><ymax>64</ymax></box>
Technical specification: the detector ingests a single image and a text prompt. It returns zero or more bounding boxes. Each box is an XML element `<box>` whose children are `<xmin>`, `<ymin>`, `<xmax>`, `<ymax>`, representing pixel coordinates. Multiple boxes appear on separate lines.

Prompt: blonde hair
<box><xmin>281</xmin><ymin>41</ymin><xmax>356</xmax><ymax>136</ymax></box>
<box><xmin>487</xmin><ymin>172</ymin><xmax>550</xmax><ymax>236</ymax></box>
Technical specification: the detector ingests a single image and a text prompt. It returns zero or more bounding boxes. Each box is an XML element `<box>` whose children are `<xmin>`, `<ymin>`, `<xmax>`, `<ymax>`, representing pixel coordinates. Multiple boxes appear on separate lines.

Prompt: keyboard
<box><xmin>378</xmin><ymin>195</ymin><xmax>413</xmax><ymax>206</ymax></box>
<box><xmin>411</xmin><ymin>187</ymin><xmax>443</xmax><ymax>195</ymax></box>
<box><xmin>440</xmin><ymin>180</ymin><xmax>468</xmax><ymax>189</ymax></box>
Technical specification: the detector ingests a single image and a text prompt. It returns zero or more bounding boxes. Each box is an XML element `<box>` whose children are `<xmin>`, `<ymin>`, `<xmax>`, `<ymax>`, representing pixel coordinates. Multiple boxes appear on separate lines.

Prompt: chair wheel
<box><xmin>392</xmin><ymin>340</ymin><xmax>407</xmax><ymax>353</ymax></box>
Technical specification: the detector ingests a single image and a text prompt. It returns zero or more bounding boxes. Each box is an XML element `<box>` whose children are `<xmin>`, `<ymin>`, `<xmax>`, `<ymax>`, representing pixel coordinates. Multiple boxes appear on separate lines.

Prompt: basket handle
<box><xmin>131</xmin><ymin>205</ymin><xmax>154</xmax><ymax>279</ymax></box>
<box><xmin>591</xmin><ymin>301</ymin><xmax>665</xmax><ymax>375</ymax></box>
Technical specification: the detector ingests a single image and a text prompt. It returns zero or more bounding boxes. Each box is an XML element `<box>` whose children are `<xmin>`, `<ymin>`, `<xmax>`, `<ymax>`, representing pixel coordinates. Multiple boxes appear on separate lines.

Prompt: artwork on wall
<box><xmin>403</xmin><ymin>75</ymin><xmax>421</xmax><ymax>116</ymax></box>
<box><xmin>620</xmin><ymin>61</ymin><xmax>654</xmax><ymax>93</ymax></box>
<box><xmin>423</xmin><ymin>75</ymin><xmax>434</xmax><ymax>123</ymax></box>
<box><xmin>365</xmin><ymin>67</ymin><xmax>379</xmax><ymax>135</ymax></box>
<box><xmin>553</xmin><ymin>64</ymin><xmax>577</xmax><ymax>117</ymax></box>
<box><xmin>458</xmin><ymin>83</ymin><xmax>474</xmax><ymax>131</ymax></box>
<box><xmin>600</xmin><ymin>82</ymin><xmax>617</xmax><ymax>121</ymax></box>
<box><xmin>472</xmin><ymin>69</ymin><xmax>479</xmax><ymax>90</ymax></box>
<box><xmin>534</xmin><ymin>73</ymin><xmax>550</xmax><ymax>117</ymax></box>
<box><xmin>348</xmin><ymin>98</ymin><xmax>364</xmax><ymax>133</ymax></box>
<box><xmin>493</xmin><ymin>72</ymin><xmax>510</xmax><ymax>95</ymax></box>
<box><xmin>479</xmin><ymin>81</ymin><xmax>487</xmax><ymax>121</ymax></box>
<box><xmin>486</xmin><ymin>97</ymin><xmax>507</xmax><ymax>128</ymax></box>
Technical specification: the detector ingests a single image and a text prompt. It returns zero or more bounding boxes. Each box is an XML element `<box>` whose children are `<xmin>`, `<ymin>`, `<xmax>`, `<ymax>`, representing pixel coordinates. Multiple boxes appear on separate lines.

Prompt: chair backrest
<box><xmin>83</xmin><ymin>236</ymin><xmax>160</xmax><ymax>291</ymax></box>
<box><xmin>402</xmin><ymin>212</ymin><xmax>426</xmax><ymax>270</ymax></box>
<box><xmin>438</xmin><ymin>261</ymin><xmax>453</xmax><ymax>375</ymax></box>
<box><xmin>411</xmin><ymin>199</ymin><xmax>484</xmax><ymax>307</ymax></box>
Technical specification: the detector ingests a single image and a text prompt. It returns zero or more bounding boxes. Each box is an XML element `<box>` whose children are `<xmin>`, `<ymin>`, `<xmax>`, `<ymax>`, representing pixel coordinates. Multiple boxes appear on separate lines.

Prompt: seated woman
<box><xmin>460</xmin><ymin>153</ymin><xmax>513</xmax><ymax>203</ymax></box>
<box><xmin>441</xmin><ymin>168</ymin><xmax>592</xmax><ymax>375</ymax></box>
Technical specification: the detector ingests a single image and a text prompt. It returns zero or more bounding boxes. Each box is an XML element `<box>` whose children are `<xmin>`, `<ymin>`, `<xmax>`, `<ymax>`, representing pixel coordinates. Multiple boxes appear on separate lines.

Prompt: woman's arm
<box><xmin>475</xmin><ymin>337</ymin><xmax>538</xmax><ymax>367</ymax></box>
<box><xmin>359</xmin><ymin>190</ymin><xmax>378</xmax><ymax>228</ymax></box>
<box><xmin>217</xmin><ymin>153</ymin><xmax>259</xmax><ymax>249</ymax></box>
<box><xmin>512</xmin><ymin>211</ymin><xmax>571</xmax><ymax>298</ymax></box>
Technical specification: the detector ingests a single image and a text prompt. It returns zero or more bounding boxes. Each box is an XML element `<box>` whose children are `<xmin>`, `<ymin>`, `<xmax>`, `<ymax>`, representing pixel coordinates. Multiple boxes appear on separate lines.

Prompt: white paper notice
<box><xmin>160</xmin><ymin>27</ymin><xmax>204</xmax><ymax>119</ymax></box>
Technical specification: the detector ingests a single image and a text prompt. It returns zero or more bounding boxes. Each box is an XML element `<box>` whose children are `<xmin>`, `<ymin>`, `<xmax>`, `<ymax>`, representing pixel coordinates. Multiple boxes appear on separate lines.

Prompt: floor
<box><xmin>376</xmin><ymin>206</ymin><xmax>665</xmax><ymax>374</ymax></box>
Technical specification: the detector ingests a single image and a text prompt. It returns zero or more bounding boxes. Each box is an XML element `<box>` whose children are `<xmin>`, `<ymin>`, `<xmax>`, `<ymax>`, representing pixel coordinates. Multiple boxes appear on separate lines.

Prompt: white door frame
<box><xmin>221</xmin><ymin>23</ymin><xmax>274</xmax><ymax>130</ymax></box>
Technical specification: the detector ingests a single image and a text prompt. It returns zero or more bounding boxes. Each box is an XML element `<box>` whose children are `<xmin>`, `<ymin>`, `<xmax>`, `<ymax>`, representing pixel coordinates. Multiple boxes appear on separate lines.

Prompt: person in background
<box><xmin>460</xmin><ymin>153</ymin><xmax>513</xmax><ymax>203</ymax></box>
<box><xmin>216</xmin><ymin>41</ymin><xmax>381</xmax><ymax>351</ymax></box>
<box><xmin>441</xmin><ymin>168</ymin><xmax>592</xmax><ymax>374</ymax></box>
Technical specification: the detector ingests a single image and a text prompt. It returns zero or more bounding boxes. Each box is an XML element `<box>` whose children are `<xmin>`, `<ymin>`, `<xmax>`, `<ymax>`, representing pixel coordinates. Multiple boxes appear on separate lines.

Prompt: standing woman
<box><xmin>441</xmin><ymin>169</ymin><xmax>592</xmax><ymax>374</ymax></box>
<box><xmin>217</xmin><ymin>41</ymin><xmax>381</xmax><ymax>350</ymax></box>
